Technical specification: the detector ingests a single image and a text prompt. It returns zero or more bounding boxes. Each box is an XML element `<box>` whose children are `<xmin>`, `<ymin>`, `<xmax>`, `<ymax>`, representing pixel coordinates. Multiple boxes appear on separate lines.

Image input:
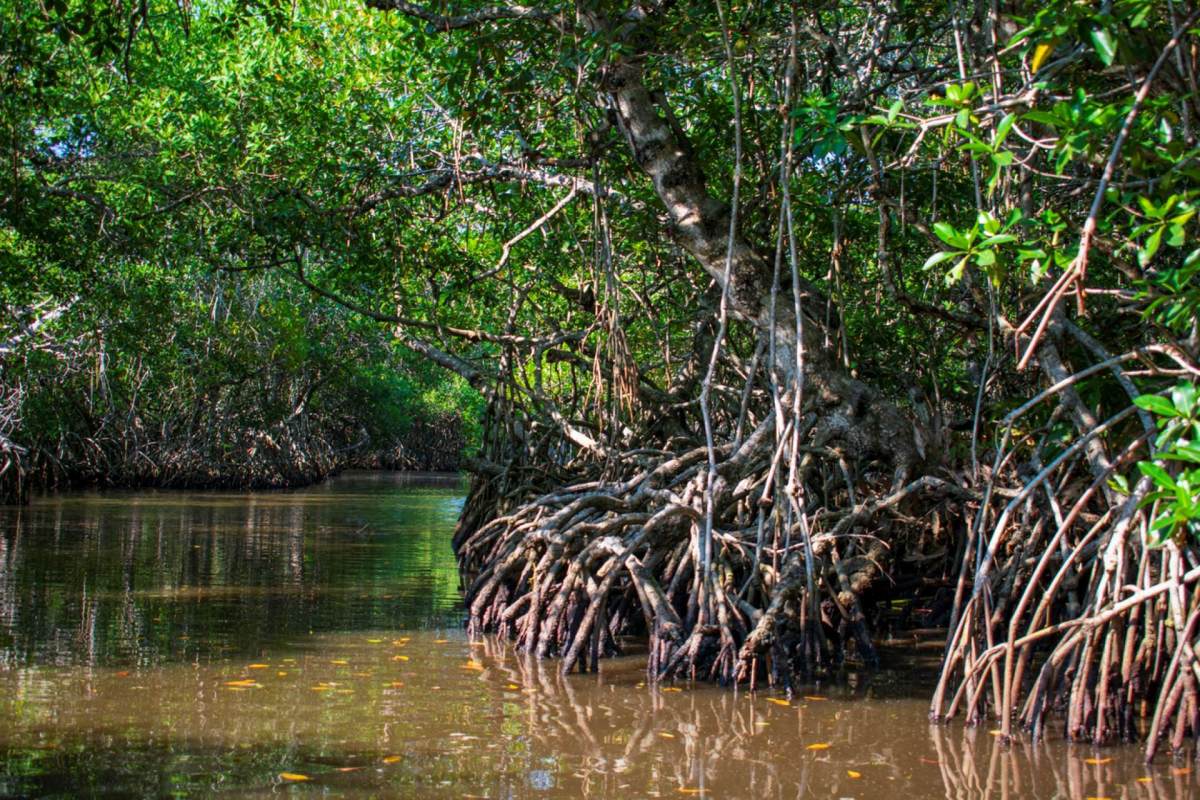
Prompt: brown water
<box><xmin>0</xmin><ymin>472</ymin><xmax>1194</xmax><ymax>798</ymax></box>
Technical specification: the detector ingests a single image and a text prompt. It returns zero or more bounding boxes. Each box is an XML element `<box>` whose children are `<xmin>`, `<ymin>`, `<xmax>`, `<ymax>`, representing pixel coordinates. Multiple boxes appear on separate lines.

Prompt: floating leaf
<box><xmin>676</xmin><ymin>789</ymin><xmax>703</xmax><ymax>795</ymax></box>
<box><xmin>392</xmin><ymin>655</ymin><xmax>410</xmax><ymax>661</ymax></box>
<box><xmin>806</xmin><ymin>742</ymin><xmax>832</xmax><ymax>750</ymax></box>
<box><xmin>767</xmin><ymin>698</ymin><xmax>791</xmax><ymax>707</ymax></box>
<box><xmin>279</xmin><ymin>773</ymin><xmax>310</xmax><ymax>782</ymax></box>
<box><xmin>803</xmin><ymin>695</ymin><xmax>827</xmax><ymax>701</ymax></box>
<box><xmin>1136</xmin><ymin>777</ymin><xmax>1152</xmax><ymax>784</ymax></box>
<box><xmin>434</xmin><ymin>639</ymin><xmax>450</xmax><ymax>644</ymax></box>
<box><xmin>1084</xmin><ymin>757</ymin><xmax>1113</xmax><ymax>765</ymax></box>
<box><xmin>662</xmin><ymin>687</ymin><xmax>683</xmax><ymax>693</ymax></box>
<box><xmin>659</xmin><ymin>732</ymin><xmax>676</xmax><ymax>739</ymax></box>
<box><xmin>382</xmin><ymin>755</ymin><xmax>402</xmax><ymax>764</ymax></box>
<box><xmin>247</xmin><ymin>664</ymin><xmax>268</xmax><ymax>669</ymax></box>
<box><xmin>366</xmin><ymin>638</ymin><xmax>383</xmax><ymax>644</ymax></box>
<box><xmin>331</xmin><ymin>659</ymin><xmax>349</xmax><ymax>665</ymax></box>
<box><xmin>277</xmin><ymin>671</ymin><xmax>288</xmax><ymax>677</ymax></box>
<box><xmin>461</xmin><ymin>661</ymin><xmax>484</xmax><ymax>671</ymax></box>
<box><xmin>224</xmin><ymin>679</ymin><xmax>260</xmax><ymax>688</ymax></box>
<box><xmin>337</xmin><ymin>767</ymin><xmax>362</xmax><ymax>773</ymax></box>
<box><xmin>847</xmin><ymin>770</ymin><xmax>862</xmax><ymax>779</ymax></box>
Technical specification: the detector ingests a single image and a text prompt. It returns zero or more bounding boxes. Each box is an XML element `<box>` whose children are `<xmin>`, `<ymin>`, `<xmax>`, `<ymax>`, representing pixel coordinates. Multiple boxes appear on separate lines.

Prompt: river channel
<box><xmin>0</xmin><ymin>471</ymin><xmax>1194</xmax><ymax>798</ymax></box>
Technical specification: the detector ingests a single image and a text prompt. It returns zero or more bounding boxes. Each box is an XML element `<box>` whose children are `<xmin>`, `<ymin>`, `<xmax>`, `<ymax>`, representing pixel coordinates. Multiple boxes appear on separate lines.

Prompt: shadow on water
<box><xmin>0</xmin><ymin>472</ymin><xmax>1195</xmax><ymax>798</ymax></box>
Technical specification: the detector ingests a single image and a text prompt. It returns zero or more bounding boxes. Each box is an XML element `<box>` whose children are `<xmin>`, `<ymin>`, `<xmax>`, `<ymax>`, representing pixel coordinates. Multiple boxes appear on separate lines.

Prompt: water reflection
<box><xmin>0</xmin><ymin>472</ymin><xmax>465</xmax><ymax>667</ymax></box>
<box><xmin>0</xmin><ymin>473</ymin><xmax>1194</xmax><ymax>798</ymax></box>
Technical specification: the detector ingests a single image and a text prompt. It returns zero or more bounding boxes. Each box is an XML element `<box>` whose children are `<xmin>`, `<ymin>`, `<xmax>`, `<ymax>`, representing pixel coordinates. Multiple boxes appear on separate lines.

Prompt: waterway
<box><xmin>0</xmin><ymin>472</ymin><xmax>1193</xmax><ymax>798</ymax></box>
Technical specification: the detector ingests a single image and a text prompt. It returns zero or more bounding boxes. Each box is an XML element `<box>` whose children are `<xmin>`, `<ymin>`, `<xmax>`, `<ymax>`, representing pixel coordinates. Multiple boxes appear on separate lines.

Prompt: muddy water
<box><xmin>0</xmin><ymin>472</ymin><xmax>1193</xmax><ymax>798</ymax></box>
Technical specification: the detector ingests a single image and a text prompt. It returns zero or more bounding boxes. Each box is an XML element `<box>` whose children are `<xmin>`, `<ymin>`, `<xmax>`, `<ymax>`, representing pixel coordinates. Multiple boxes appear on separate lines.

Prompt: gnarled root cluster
<box><xmin>455</xmin><ymin>397</ymin><xmax>963</xmax><ymax>686</ymax></box>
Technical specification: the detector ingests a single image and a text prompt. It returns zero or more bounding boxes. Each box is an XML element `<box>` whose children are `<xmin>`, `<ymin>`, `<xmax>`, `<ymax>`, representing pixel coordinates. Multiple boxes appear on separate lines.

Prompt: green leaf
<box><xmin>1140</xmin><ymin>226</ymin><xmax>1164</xmax><ymax>266</ymax></box>
<box><xmin>923</xmin><ymin>251</ymin><xmax>957</xmax><ymax>270</ymax></box>
<box><xmin>933</xmin><ymin>222</ymin><xmax>966</xmax><ymax>249</ymax></box>
<box><xmin>1139</xmin><ymin>461</ymin><xmax>1177</xmax><ymax>491</ymax></box>
<box><xmin>1135</xmin><ymin>395</ymin><xmax>1178</xmax><ymax>417</ymax></box>
<box><xmin>1089</xmin><ymin>27</ymin><xmax>1118</xmax><ymax>66</ymax></box>
<box><xmin>1171</xmin><ymin>383</ymin><xmax>1198</xmax><ymax>416</ymax></box>
<box><xmin>993</xmin><ymin>113</ymin><xmax>1016</xmax><ymax>146</ymax></box>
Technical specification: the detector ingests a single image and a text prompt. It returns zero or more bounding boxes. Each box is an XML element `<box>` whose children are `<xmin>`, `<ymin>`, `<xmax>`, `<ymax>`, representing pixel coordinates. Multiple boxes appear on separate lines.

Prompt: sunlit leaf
<box><xmin>224</xmin><ymin>679</ymin><xmax>260</xmax><ymax>688</ymax></box>
<box><xmin>847</xmin><ymin>770</ymin><xmax>862</xmax><ymax>778</ymax></box>
<box><xmin>1084</xmin><ymin>757</ymin><xmax>1113</xmax><ymax>765</ymax></box>
<box><xmin>803</xmin><ymin>696</ymin><xmax>828</xmax><ymax>701</ymax></box>
<box><xmin>382</xmin><ymin>755</ymin><xmax>402</xmax><ymax>764</ymax></box>
<box><xmin>767</xmin><ymin>698</ymin><xmax>791</xmax><ymax>707</ymax></box>
<box><xmin>279</xmin><ymin>772</ymin><xmax>310</xmax><ymax>782</ymax></box>
<box><xmin>1030</xmin><ymin>41</ymin><xmax>1055</xmax><ymax>73</ymax></box>
<box><xmin>248</xmin><ymin>663</ymin><xmax>268</xmax><ymax>669</ymax></box>
<box><xmin>1088</xmin><ymin>27</ymin><xmax>1117</xmax><ymax>66</ymax></box>
<box><xmin>659</xmin><ymin>732</ymin><xmax>676</xmax><ymax>739</ymax></box>
<box><xmin>806</xmin><ymin>742</ymin><xmax>832</xmax><ymax>750</ymax></box>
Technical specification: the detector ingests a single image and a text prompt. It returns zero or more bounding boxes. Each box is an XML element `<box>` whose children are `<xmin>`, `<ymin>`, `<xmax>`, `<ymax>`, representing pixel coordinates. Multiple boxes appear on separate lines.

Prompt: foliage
<box><xmin>1134</xmin><ymin>383</ymin><xmax>1200</xmax><ymax>545</ymax></box>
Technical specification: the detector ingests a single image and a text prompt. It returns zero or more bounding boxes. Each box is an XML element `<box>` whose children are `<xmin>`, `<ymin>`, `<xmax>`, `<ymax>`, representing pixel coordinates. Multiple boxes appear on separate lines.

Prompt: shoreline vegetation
<box><xmin>3</xmin><ymin>0</ymin><xmax>1200</xmax><ymax>764</ymax></box>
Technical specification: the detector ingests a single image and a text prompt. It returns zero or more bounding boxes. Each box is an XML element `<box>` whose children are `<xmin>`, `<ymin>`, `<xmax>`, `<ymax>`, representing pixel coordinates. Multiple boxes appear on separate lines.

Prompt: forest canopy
<box><xmin>3</xmin><ymin>0</ymin><xmax>1200</xmax><ymax>758</ymax></box>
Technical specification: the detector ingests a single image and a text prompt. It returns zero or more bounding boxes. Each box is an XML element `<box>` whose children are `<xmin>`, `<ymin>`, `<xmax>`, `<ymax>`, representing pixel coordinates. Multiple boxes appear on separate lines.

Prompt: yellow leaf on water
<box><xmin>659</xmin><ymin>732</ymin><xmax>676</xmax><ymax>739</ymax></box>
<box><xmin>434</xmin><ymin>639</ymin><xmax>450</xmax><ymax>644</ymax></box>
<box><xmin>847</xmin><ymin>770</ymin><xmax>862</xmax><ymax>779</ymax></box>
<box><xmin>661</xmin><ymin>687</ymin><xmax>682</xmax><ymax>693</ymax></box>
<box><xmin>331</xmin><ymin>659</ymin><xmax>349</xmax><ymax>665</ymax></box>
<box><xmin>461</xmin><ymin>661</ymin><xmax>484</xmax><ymax>671</ymax></box>
<box><xmin>676</xmin><ymin>789</ymin><xmax>704</xmax><ymax>795</ymax></box>
<box><xmin>382</xmin><ymin>755</ymin><xmax>402</xmax><ymax>764</ymax></box>
<box><xmin>279</xmin><ymin>773</ymin><xmax>309</xmax><ymax>782</ymax></box>
<box><xmin>806</xmin><ymin>742</ymin><xmax>832</xmax><ymax>751</ymax></box>
<box><xmin>224</xmin><ymin>679</ymin><xmax>260</xmax><ymax>688</ymax></box>
<box><xmin>803</xmin><ymin>696</ymin><xmax>827</xmax><ymax>701</ymax></box>
<box><xmin>392</xmin><ymin>655</ymin><xmax>410</xmax><ymax>662</ymax></box>
<box><xmin>766</xmin><ymin>698</ymin><xmax>790</xmax><ymax>707</ymax></box>
<box><xmin>1136</xmin><ymin>777</ymin><xmax>1152</xmax><ymax>784</ymax></box>
<box><xmin>247</xmin><ymin>664</ymin><xmax>268</xmax><ymax>669</ymax></box>
<box><xmin>277</xmin><ymin>671</ymin><xmax>287</xmax><ymax>677</ymax></box>
<box><xmin>505</xmin><ymin>683</ymin><xmax>520</xmax><ymax>690</ymax></box>
<box><xmin>989</xmin><ymin>730</ymin><xmax>1004</xmax><ymax>737</ymax></box>
<box><xmin>366</xmin><ymin>639</ymin><xmax>383</xmax><ymax>644</ymax></box>
<box><xmin>1084</xmin><ymin>757</ymin><xmax>1113</xmax><ymax>765</ymax></box>
<box><xmin>337</xmin><ymin>767</ymin><xmax>362</xmax><ymax>773</ymax></box>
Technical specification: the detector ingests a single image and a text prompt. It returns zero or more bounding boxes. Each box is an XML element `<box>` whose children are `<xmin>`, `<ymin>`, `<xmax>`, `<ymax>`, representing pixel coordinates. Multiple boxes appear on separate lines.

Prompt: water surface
<box><xmin>0</xmin><ymin>472</ymin><xmax>1193</xmax><ymax>798</ymax></box>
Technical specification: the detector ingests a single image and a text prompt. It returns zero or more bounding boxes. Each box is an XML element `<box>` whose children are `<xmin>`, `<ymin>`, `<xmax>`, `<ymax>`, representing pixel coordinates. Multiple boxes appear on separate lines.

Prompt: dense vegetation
<box><xmin>2</xmin><ymin>0</ymin><xmax>1199</xmax><ymax>759</ymax></box>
